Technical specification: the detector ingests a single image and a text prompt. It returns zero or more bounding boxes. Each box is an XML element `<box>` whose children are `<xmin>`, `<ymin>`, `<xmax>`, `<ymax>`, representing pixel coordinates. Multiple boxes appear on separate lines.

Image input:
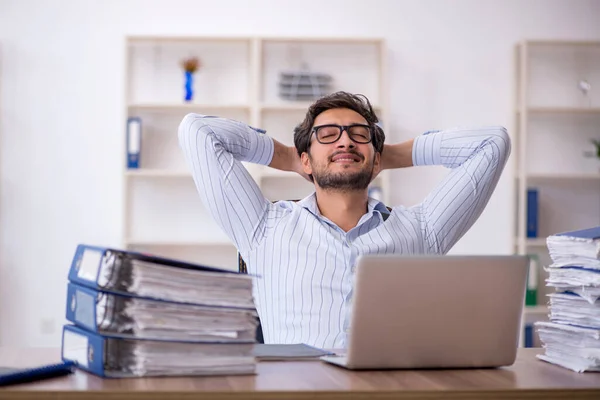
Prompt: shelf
<box><xmin>125</xmin><ymin>169</ymin><xmax>192</xmax><ymax>178</ymax></box>
<box><xmin>517</xmin><ymin>173</ymin><xmax>600</xmax><ymax>181</ymax></box>
<box><xmin>524</xmin><ymin>305</ymin><xmax>548</xmax><ymax>315</ymax></box>
<box><xmin>514</xmin><ymin>237</ymin><xmax>548</xmax><ymax>247</ymax></box>
<box><xmin>125</xmin><ymin>240</ymin><xmax>234</xmax><ymax>247</ymax></box>
<box><xmin>261</xmin><ymin>37</ymin><xmax>384</xmax><ymax>44</ymax></box>
<box><xmin>127</xmin><ymin>36</ymin><xmax>252</xmax><ymax>44</ymax></box>
<box><xmin>128</xmin><ymin>103</ymin><xmax>250</xmax><ymax>112</ymax></box>
<box><xmin>527</xmin><ymin>238</ymin><xmax>547</xmax><ymax>247</ymax></box>
<box><xmin>261</xmin><ymin>169</ymin><xmax>301</xmax><ymax>179</ymax></box>
<box><xmin>524</xmin><ymin>107</ymin><xmax>600</xmax><ymax>114</ymax></box>
<box><xmin>524</xmin><ymin>40</ymin><xmax>600</xmax><ymax>47</ymax></box>
<box><xmin>260</xmin><ymin>102</ymin><xmax>382</xmax><ymax>112</ymax></box>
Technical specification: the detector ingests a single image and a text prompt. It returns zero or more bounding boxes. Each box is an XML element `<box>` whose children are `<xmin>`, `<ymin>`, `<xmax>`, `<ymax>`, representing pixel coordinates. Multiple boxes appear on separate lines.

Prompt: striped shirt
<box><xmin>178</xmin><ymin>114</ymin><xmax>511</xmax><ymax>348</ymax></box>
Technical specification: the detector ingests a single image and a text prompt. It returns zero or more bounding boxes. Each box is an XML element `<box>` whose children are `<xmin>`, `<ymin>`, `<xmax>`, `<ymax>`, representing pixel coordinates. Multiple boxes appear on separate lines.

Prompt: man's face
<box><xmin>301</xmin><ymin>108</ymin><xmax>380</xmax><ymax>192</ymax></box>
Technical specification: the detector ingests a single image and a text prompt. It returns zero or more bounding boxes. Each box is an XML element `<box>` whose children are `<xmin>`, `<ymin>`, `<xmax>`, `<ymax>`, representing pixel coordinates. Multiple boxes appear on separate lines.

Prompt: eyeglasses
<box><xmin>311</xmin><ymin>124</ymin><xmax>373</xmax><ymax>144</ymax></box>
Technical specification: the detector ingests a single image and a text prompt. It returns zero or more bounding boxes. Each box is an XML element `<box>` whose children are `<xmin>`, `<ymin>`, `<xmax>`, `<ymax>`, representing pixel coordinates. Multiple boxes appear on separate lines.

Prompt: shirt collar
<box><xmin>298</xmin><ymin>192</ymin><xmax>388</xmax><ymax>218</ymax></box>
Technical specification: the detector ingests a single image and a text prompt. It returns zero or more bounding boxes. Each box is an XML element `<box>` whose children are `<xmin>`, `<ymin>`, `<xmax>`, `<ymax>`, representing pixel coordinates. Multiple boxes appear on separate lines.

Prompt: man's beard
<box><xmin>310</xmin><ymin>154</ymin><xmax>375</xmax><ymax>192</ymax></box>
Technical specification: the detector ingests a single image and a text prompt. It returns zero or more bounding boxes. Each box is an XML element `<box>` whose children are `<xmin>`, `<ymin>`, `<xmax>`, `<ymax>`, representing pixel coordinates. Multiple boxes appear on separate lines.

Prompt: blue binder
<box><xmin>61</xmin><ymin>324</ymin><xmax>112</xmax><ymax>378</ymax></box>
<box><xmin>68</xmin><ymin>244</ymin><xmax>238</xmax><ymax>292</ymax></box>
<box><xmin>524</xmin><ymin>323</ymin><xmax>534</xmax><ymax>348</ymax></box>
<box><xmin>61</xmin><ymin>324</ymin><xmax>255</xmax><ymax>378</ymax></box>
<box><xmin>526</xmin><ymin>188</ymin><xmax>538</xmax><ymax>238</ymax></box>
<box><xmin>65</xmin><ymin>281</ymin><xmax>257</xmax><ymax>342</ymax></box>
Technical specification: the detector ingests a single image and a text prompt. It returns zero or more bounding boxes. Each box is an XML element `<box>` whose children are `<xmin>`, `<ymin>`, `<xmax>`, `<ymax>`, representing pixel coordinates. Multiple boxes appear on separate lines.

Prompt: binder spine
<box><xmin>66</xmin><ymin>283</ymin><xmax>98</xmax><ymax>332</ymax></box>
<box><xmin>526</xmin><ymin>188</ymin><xmax>538</xmax><ymax>238</ymax></box>
<box><xmin>524</xmin><ymin>323</ymin><xmax>534</xmax><ymax>348</ymax></box>
<box><xmin>68</xmin><ymin>244</ymin><xmax>106</xmax><ymax>289</ymax></box>
<box><xmin>62</xmin><ymin>325</ymin><xmax>107</xmax><ymax>377</ymax></box>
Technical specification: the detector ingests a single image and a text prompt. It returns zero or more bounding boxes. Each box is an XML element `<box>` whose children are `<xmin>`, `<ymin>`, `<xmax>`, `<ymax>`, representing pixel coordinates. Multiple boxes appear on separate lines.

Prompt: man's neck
<box><xmin>314</xmin><ymin>188</ymin><xmax>369</xmax><ymax>232</ymax></box>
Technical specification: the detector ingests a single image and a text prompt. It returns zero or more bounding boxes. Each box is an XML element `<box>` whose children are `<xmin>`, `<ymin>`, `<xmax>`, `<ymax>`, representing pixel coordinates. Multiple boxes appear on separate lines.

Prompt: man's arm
<box><xmin>178</xmin><ymin>114</ymin><xmax>290</xmax><ymax>253</ymax></box>
<box><xmin>267</xmin><ymin>140</ymin><xmax>308</xmax><ymax>179</ymax></box>
<box><xmin>391</xmin><ymin>127</ymin><xmax>511</xmax><ymax>254</ymax></box>
<box><xmin>380</xmin><ymin>139</ymin><xmax>415</xmax><ymax>170</ymax></box>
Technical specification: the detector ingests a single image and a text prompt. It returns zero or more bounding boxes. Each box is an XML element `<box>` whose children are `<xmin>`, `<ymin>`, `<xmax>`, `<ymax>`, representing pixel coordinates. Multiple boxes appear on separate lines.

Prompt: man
<box><xmin>178</xmin><ymin>91</ymin><xmax>510</xmax><ymax>348</ymax></box>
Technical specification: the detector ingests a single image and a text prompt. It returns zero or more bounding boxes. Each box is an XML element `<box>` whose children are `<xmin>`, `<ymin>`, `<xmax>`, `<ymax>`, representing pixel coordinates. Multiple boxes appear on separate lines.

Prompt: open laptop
<box><xmin>320</xmin><ymin>254</ymin><xmax>529</xmax><ymax>370</ymax></box>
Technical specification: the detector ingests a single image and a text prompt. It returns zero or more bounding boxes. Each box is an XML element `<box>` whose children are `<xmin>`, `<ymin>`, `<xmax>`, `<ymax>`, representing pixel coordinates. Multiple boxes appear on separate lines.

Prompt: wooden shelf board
<box><xmin>127</xmin><ymin>36</ymin><xmax>252</xmax><ymax>44</ymax></box>
<box><xmin>523</xmin><ymin>40</ymin><xmax>600</xmax><ymax>47</ymax></box>
<box><xmin>524</xmin><ymin>305</ymin><xmax>548</xmax><ymax>314</ymax></box>
<box><xmin>260</xmin><ymin>103</ymin><xmax>382</xmax><ymax>112</ymax></box>
<box><xmin>526</xmin><ymin>238</ymin><xmax>547</xmax><ymax>247</ymax></box>
<box><xmin>261</xmin><ymin>170</ymin><xmax>300</xmax><ymax>178</ymax></box>
<box><xmin>128</xmin><ymin>103</ymin><xmax>250</xmax><ymax>112</ymax></box>
<box><xmin>525</xmin><ymin>107</ymin><xmax>600</xmax><ymax>114</ymax></box>
<box><xmin>125</xmin><ymin>240</ymin><xmax>234</xmax><ymax>247</ymax></box>
<box><xmin>516</xmin><ymin>173</ymin><xmax>600</xmax><ymax>180</ymax></box>
<box><xmin>261</xmin><ymin>37</ymin><xmax>383</xmax><ymax>44</ymax></box>
<box><xmin>125</xmin><ymin>170</ymin><xmax>192</xmax><ymax>178</ymax></box>
<box><xmin>514</xmin><ymin>237</ymin><xmax>548</xmax><ymax>247</ymax></box>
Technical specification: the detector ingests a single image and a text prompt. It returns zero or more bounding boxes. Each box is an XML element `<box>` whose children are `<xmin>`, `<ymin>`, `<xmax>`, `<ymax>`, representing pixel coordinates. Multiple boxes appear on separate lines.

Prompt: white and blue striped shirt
<box><xmin>178</xmin><ymin>114</ymin><xmax>510</xmax><ymax>348</ymax></box>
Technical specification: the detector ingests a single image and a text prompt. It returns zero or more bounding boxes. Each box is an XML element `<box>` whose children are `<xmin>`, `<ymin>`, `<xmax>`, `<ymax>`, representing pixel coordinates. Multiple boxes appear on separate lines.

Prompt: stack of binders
<box><xmin>535</xmin><ymin>226</ymin><xmax>600</xmax><ymax>372</ymax></box>
<box><xmin>60</xmin><ymin>244</ymin><xmax>258</xmax><ymax>378</ymax></box>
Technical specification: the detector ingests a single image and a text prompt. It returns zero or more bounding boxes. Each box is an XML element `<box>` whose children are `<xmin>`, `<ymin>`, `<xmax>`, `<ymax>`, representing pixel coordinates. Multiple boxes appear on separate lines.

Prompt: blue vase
<box><xmin>184</xmin><ymin>71</ymin><xmax>194</xmax><ymax>102</ymax></box>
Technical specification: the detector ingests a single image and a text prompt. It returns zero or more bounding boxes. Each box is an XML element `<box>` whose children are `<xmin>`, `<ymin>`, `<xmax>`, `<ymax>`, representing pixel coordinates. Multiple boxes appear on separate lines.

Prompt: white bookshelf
<box><xmin>514</xmin><ymin>40</ymin><xmax>600</xmax><ymax>346</ymax></box>
<box><xmin>515</xmin><ymin>40</ymin><xmax>600</xmax><ymax>254</ymax></box>
<box><xmin>123</xmin><ymin>36</ymin><xmax>390</xmax><ymax>269</ymax></box>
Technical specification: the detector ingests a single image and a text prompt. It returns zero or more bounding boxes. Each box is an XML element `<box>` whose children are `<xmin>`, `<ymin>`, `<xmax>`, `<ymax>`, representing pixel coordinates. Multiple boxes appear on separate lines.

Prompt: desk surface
<box><xmin>1</xmin><ymin>348</ymin><xmax>599</xmax><ymax>399</ymax></box>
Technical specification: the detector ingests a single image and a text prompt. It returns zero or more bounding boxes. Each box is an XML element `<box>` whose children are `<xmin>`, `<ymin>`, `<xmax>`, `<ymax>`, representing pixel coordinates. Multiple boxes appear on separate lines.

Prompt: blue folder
<box><xmin>0</xmin><ymin>361</ymin><xmax>75</xmax><ymax>386</ymax></box>
<box><xmin>61</xmin><ymin>324</ymin><xmax>255</xmax><ymax>378</ymax></box>
<box><xmin>68</xmin><ymin>244</ymin><xmax>239</xmax><ymax>292</ymax></box>
<box><xmin>65</xmin><ymin>281</ymin><xmax>257</xmax><ymax>342</ymax></box>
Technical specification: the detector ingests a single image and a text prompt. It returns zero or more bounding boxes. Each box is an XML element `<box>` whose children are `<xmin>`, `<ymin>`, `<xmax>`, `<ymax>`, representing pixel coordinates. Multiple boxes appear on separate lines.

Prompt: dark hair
<box><xmin>293</xmin><ymin>91</ymin><xmax>385</xmax><ymax>157</ymax></box>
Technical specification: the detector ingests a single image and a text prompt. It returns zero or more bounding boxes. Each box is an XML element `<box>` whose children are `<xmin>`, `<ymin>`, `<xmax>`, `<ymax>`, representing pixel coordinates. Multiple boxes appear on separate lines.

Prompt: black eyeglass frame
<box><xmin>311</xmin><ymin>124</ymin><xmax>374</xmax><ymax>145</ymax></box>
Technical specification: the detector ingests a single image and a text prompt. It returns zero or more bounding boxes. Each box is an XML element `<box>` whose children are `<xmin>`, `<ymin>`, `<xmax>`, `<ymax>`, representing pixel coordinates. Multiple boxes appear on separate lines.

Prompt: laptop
<box><xmin>320</xmin><ymin>254</ymin><xmax>529</xmax><ymax>370</ymax></box>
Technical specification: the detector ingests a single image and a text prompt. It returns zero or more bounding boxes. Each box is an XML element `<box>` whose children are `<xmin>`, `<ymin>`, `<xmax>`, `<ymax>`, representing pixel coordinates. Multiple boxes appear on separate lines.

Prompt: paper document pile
<box><xmin>535</xmin><ymin>226</ymin><xmax>600</xmax><ymax>372</ymax></box>
<box><xmin>60</xmin><ymin>244</ymin><xmax>258</xmax><ymax>377</ymax></box>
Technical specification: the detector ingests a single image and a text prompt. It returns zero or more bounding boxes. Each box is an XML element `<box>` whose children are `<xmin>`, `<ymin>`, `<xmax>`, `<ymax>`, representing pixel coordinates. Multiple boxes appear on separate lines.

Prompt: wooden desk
<box><xmin>0</xmin><ymin>348</ymin><xmax>599</xmax><ymax>399</ymax></box>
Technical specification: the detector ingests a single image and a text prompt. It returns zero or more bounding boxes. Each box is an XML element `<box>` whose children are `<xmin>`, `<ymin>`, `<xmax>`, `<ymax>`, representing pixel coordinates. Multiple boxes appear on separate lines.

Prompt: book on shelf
<box><xmin>126</xmin><ymin>117</ymin><xmax>141</xmax><ymax>169</ymax></box>
<box><xmin>535</xmin><ymin>226</ymin><xmax>600</xmax><ymax>372</ymax></box>
<box><xmin>526</xmin><ymin>188</ymin><xmax>538</xmax><ymax>238</ymax></box>
<box><xmin>526</xmin><ymin>254</ymin><xmax>539</xmax><ymax>306</ymax></box>
<box><xmin>61</xmin><ymin>244</ymin><xmax>258</xmax><ymax>378</ymax></box>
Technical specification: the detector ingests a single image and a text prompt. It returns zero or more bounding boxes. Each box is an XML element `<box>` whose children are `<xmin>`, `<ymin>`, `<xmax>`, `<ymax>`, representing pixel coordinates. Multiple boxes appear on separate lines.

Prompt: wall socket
<box><xmin>40</xmin><ymin>318</ymin><xmax>55</xmax><ymax>335</ymax></box>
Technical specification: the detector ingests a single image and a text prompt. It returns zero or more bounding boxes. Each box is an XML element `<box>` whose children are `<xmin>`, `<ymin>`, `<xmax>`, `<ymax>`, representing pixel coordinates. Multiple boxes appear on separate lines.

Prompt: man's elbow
<box><xmin>178</xmin><ymin>113</ymin><xmax>209</xmax><ymax>146</ymax></box>
<box><xmin>487</xmin><ymin>126</ymin><xmax>511</xmax><ymax>160</ymax></box>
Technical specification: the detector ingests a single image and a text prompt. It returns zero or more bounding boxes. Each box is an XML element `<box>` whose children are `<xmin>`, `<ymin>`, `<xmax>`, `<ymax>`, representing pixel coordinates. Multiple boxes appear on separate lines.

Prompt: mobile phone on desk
<box><xmin>0</xmin><ymin>360</ymin><xmax>76</xmax><ymax>386</ymax></box>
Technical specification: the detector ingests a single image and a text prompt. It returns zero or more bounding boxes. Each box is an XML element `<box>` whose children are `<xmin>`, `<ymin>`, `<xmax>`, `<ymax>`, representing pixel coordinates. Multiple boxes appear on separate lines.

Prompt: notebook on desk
<box><xmin>0</xmin><ymin>361</ymin><xmax>76</xmax><ymax>386</ymax></box>
<box><xmin>320</xmin><ymin>254</ymin><xmax>529</xmax><ymax>370</ymax></box>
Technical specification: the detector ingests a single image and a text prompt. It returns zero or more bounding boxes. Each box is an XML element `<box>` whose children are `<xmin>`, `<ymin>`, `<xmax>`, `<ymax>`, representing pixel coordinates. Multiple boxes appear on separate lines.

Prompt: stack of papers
<box><xmin>536</xmin><ymin>226</ymin><xmax>600</xmax><ymax>372</ymax></box>
<box><xmin>536</xmin><ymin>322</ymin><xmax>600</xmax><ymax>372</ymax></box>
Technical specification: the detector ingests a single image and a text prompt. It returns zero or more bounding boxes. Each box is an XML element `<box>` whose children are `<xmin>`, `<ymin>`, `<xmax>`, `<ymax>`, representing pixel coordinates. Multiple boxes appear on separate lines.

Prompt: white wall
<box><xmin>1</xmin><ymin>0</ymin><xmax>599</xmax><ymax>347</ymax></box>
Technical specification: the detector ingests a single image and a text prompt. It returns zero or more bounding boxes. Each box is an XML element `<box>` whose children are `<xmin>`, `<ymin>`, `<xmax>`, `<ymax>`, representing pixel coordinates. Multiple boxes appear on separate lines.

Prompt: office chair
<box><xmin>238</xmin><ymin>253</ymin><xmax>265</xmax><ymax>343</ymax></box>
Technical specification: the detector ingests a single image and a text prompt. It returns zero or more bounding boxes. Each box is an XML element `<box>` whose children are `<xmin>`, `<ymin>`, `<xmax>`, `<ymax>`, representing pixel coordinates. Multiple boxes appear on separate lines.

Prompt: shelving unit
<box><xmin>123</xmin><ymin>36</ymin><xmax>390</xmax><ymax>270</ymax></box>
<box><xmin>514</xmin><ymin>40</ymin><xmax>600</xmax><ymax>346</ymax></box>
